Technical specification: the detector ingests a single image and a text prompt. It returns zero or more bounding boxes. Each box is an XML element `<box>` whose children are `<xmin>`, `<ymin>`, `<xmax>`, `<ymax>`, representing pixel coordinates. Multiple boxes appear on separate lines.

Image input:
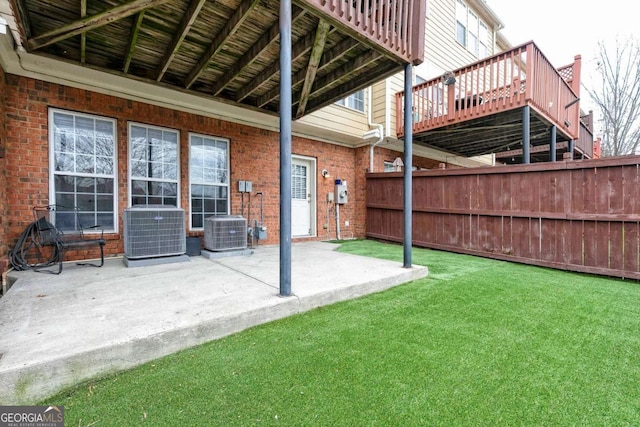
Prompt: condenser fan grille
<box><xmin>124</xmin><ymin>206</ymin><xmax>186</xmax><ymax>258</ymax></box>
<box><xmin>204</xmin><ymin>216</ymin><xmax>247</xmax><ymax>251</ymax></box>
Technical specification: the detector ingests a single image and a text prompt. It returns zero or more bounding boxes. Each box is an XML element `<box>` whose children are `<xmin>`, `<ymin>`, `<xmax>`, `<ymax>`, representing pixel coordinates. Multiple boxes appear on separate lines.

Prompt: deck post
<box><xmin>522</xmin><ymin>106</ymin><xmax>530</xmax><ymax>164</ymax></box>
<box><xmin>403</xmin><ymin>63</ymin><xmax>413</xmax><ymax>268</ymax></box>
<box><xmin>568</xmin><ymin>139</ymin><xmax>575</xmax><ymax>160</ymax></box>
<box><xmin>550</xmin><ymin>125</ymin><xmax>557</xmax><ymax>162</ymax></box>
<box><xmin>279</xmin><ymin>0</ymin><xmax>292</xmax><ymax>296</ymax></box>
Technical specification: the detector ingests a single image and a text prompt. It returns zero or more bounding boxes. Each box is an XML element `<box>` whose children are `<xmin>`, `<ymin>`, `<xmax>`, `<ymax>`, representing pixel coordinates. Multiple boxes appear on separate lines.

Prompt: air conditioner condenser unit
<box><xmin>204</xmin><ymin>215</ymin><xmax>247</xmax><ymax>251</ymax></box>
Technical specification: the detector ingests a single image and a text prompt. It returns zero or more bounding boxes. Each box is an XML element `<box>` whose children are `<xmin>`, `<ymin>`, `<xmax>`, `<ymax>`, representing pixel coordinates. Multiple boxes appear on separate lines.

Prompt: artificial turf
<box><xmin>44</xmin><ymin>240</ymin><xmax>640</xmax><ymax>426</ymax></box>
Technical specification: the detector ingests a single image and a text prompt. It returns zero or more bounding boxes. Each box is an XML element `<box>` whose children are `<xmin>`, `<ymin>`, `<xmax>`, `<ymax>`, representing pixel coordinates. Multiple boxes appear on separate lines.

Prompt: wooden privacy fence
<box><xmin>367</xmin><ymin>156</ymin><xmax>640</xmax><ymax>280</ymax></box>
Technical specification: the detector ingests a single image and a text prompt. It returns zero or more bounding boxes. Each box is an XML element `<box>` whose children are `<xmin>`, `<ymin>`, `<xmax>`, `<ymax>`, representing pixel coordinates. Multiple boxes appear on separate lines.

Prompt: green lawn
<box><xmin>45</xmin><ymin>240</ymin><xmax>640</xmax><ymax>426</ymax></box>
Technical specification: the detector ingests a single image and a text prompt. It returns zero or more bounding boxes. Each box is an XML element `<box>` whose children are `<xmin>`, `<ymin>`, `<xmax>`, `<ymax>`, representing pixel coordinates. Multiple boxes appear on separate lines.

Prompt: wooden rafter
<box><xmin>80</xmin><ymin>0</ymin><xmax>86</xmax><ymax>64</ymax></box>
<box><xmin>258</xmin><ymin>37</ymin><xmax>359</xmax><ymax>108</ymax></box>
<box><xmin>211</xmin><ymin>5</ymin><xmax>305</xmax><ymax>96</ymax></box>
<box><xmin>26</xmin><ymin>0</ymin><xmax>170</xmax><ymax>51</ymax></box>
<box><xmin>156</xmin><ymin>0</ymin><xmax>208</xmax><ymax>82</ymax></box>
<box><xmin>185</xmin><ymin>0</ymin><xmax>260</xmax><ymax>89</ymax></box>
<box><xmin>237</xmin><ymin>26</ymin><xmax>338</xmax><ymax>103</ymax></box>
<box><xmin>295</xmin><ymin>20</ymin><xmax>331</xmax><ymax>118</ymax></box>
<box><xmin>303</xmin><ymin>54</ymin><xmax>396</xmax><ymax>113</ymax></box>
<box><xmin>123</xmin><ymin>12</ymin><xmax>146</xmax><ymax>73</ymax></box>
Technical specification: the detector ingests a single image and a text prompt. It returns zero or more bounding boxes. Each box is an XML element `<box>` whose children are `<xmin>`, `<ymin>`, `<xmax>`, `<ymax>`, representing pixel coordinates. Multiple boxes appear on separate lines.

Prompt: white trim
<box><xmin>292</xmin><ymin>154</ymin><xmax>317</xmax><ymax>238</ymax></box>
<box><xmin>48</xmin><ymin>108</ymin><xmax>119</xmax><ymax>233</ymax></box>
<box><xmin>127</xmin><ymin>121</ymin><xmax>181</xmax><ymax>208</ymax></box>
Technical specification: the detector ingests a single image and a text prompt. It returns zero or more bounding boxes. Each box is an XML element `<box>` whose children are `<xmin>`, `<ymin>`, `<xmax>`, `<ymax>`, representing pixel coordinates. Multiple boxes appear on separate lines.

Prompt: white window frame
<box><xmin>48</xmin><ymin>108</ymin><xmax>118</xmax><ymax>233</ymax></box>
<box><xmin>455</xmin><ymin>0</ymin><xmax>490</xmax><ymax>58</ymax></box>
<box><xmin>455</xmin><ymin>0</ymin><xmax>467</xmax><ymax>47</ymax></box>
<box><xmin>128</xmin><ymin>122</ymin><xmax>180</xmax><ymax>208</ymax></box>
<box><xmin>336</xmin><ymin>89</ymin><xmax>365</xmax><ymax>112</ymax></box>
<box><xmin>383</xmin><ymin>161</ymin><xmax>396</xmax><ymax>172</ymax></box>
<box><xmin>188</xmin><ymin>133</ymin><xmax>230</xmax><ymax>230</ymax></box>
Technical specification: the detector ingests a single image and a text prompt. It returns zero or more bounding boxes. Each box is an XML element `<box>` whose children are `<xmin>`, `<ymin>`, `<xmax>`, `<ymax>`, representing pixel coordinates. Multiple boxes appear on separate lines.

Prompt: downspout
<box><xmin>367</xmin><ymin>86</ymin><xmax>384</xmax><ymax>172</ymax></box>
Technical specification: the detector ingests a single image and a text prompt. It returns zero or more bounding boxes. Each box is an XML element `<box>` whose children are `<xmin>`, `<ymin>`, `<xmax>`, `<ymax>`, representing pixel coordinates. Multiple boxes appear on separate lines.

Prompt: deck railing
<box><xmin>577</xmin><ymin>119</ymin><xmax>594</xmax><ymax>158</ymax></box>
<box><xmin>303</xmin><ymin>0</ymin><xmax>426</xmax><ymax>64</ymax></box>
<box><xmin>396</xmin><ymin>41</ymin><xmax>581</xmax><ymax>140</ymax></box>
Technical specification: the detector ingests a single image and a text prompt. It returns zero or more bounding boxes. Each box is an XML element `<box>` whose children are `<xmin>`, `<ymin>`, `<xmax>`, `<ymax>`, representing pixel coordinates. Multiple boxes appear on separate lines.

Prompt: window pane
<box><xmin>97</xmin><ymin>213</ymin><xmax>114</xmax><ymax>229</ymax></box>
<box><xmin>76</xmin><ymin>135</ymin><xmax>95</xmax><ymax>154</ymax></box>
<box><xmin>456</xmin><ymin>22</ymin><xmax>466</xmax><ymax>45</ymax></box>
<box><xmin>96</xmin><ymin>194</ymin><xmax>114</xmax><ymax>211</ymax></box>
<box><xmin>96</xmin><ymin>156</ymin><xmax>114</xmax><ymax>175</ymax></box>
<box><xmin>56</xmin><ymin>212</ymin><xmax>76</xmax><ymax>232</ymax></box>
<box><xmin>192</xmin><ymin>214</ymin><xmax>203</xmax><ymax>228</ymax></box>
<box><xmin>468</xmin><ymin>12</ymin><xmax>478</xmax><ymax>35</ymax></box>
<box><xmin>76</xmin><ymin>155</ymin><xmax>95</xmax><ymax>174</ymax></box>
<box><xmin>56</xmin><ymin>193</ymin><xmax>75</xmax><ymax>208</ymax></box>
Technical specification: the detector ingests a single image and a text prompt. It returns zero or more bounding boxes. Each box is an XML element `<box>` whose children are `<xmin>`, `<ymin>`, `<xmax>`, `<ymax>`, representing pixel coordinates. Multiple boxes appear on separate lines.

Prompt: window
<box><xmin>384</xmin><ymin>161</ymin><xmax>396</xmax><ymax>172</ymax></box>
<box><xmin>336</xmin><ymin>89</ymin><xmax>365</xmax><ymax>112</ymax></box>
<box><xmin>455</xmin><ymin>0</ymin><xmax>467</xmax><ymax>46</ymax></box>
<box><xmin>49</xmin><ymin>109</ymin><xmax>117</xmax><ymax>232</ymax></box>
<box><xmin>129</xmin><ymin>123</ymin><xmax>179</xmax><ymax>207</ymax></box>
<box><xmin>468</xmin><ymin>11</ymin><xmax>479</xmax><ymax>55</ymax></box>
<box><xmin>189</xmin><ymin>134</ymin><xmax>229</xmax><ymax>229</ymax></box>
<box><xmin>455</xmin><ymin>0</ymin><xmax>490</xmax><ymax>58</ymax></box>
<box><xmin>478</xmin><ymin>22</ymin><xmax>489</xmax><ymax>58</ymax></box>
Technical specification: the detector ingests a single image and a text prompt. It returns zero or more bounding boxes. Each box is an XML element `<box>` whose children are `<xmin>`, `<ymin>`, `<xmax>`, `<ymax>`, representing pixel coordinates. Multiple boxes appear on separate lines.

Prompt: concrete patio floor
<box><xmin>0</xmin><ymin>241</ymin><xmax>428</xmax><ymax>404</ymax></box>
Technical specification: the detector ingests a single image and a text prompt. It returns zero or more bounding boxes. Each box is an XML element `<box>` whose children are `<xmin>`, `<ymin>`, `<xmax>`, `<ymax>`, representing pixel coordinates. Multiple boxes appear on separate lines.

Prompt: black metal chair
<box><xmin>31</xmin><ymin>205</ymin><xmax>106</xmax><ymax>274</ymax></box>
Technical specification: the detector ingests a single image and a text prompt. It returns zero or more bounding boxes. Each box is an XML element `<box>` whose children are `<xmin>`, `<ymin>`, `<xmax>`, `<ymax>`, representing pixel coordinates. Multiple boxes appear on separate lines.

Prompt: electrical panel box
<box><xmin>327</xmin><ymin>192</ymin><xmax>334</xmax><ymax>203</ymax></box>
<box><xmin>334</xmin><ymin>180</ymin><xmax>348</xmax><ymax>204</ymax></box>
<box><xmin>254</xmin><ymin>225</ymin><xmax>267</xmax><ymax>240</ymax></box>
<box><xmin>238</xmin><ymin>180</ymin><xmax>253</xmax><ymax>193</ymax></box>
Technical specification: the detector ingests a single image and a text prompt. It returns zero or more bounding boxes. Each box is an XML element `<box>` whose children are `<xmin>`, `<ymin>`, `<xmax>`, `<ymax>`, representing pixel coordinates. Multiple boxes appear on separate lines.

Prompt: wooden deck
<box><xmin>8</xmin><ymin>0</ymin><xmax>426</xmax><ymax>118</ymax></box>
<box><xmin>396</xmin><ymin>42</ymin><xmax>585</xmax><ymax>160</ymax></box>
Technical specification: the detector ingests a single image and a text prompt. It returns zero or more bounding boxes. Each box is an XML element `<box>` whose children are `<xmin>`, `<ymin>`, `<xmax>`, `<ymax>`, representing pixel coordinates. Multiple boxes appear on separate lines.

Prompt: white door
<box><xmin>292</xmin><ymin>158</ymin><xmax>313</xmax><ymax>237</ymax></box>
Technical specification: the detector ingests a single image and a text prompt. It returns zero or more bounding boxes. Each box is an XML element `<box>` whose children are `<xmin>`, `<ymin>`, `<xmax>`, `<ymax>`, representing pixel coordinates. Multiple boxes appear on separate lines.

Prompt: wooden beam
<box><xmin>236</xmin><ymin>27</ymin><xmax>339</xmax><ymax>102</ymax></box>
<box><xmin>296</xmin><ymin>20</ymin><xmax>331</xmax><ymax>118</ymax></box>
<box><xmin>185</xmin><ymin>0</ymin><xmax>260</xmax><ymax>89</ymax></box>
<box><xmin>123</xmin><ymin>12</ymin><xmax>146</xmax><ymax>73</ymax></box>
<box><xmin>303</xmin><ymin>60</ymin><xmax>399</xmax><ymax>114</ymax></box>
<box><xmin>495</xmin><ymin>142</ymin><xmax>568</xmax><ymax>158</ymax></box>
<box><xmin>211</xmin><ymin>6</ymin><xmax>305</xmax><ymax>96</ymax></box>
<box><xmin>26</xmin><ymin>0</ymin><xmax>170</xmax><ymax>51</ymax></box>
<box><xmin>306</xmin><ymin>49</ymin><xmax>381</xmax><ymax>99</ymax></box>
<box><xmin>80</xmin><ymin>0</ymin><xmax>86</xmax><ymax>64</ymax></box>
<box><xmin>156</xmin><ymin>0</ymin><xmax>208</xmax><ymax>82</ymax></box>
<box><xmin>258</xmin><ymin>36</ymin><xmax>359</xmax><ymax>108</ymax></box>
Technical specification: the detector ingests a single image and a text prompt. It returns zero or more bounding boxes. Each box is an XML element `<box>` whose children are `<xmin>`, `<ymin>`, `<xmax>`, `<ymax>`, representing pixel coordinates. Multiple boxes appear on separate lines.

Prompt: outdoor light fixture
<box><xmin>321</xmin><ymin>169</ymin><xmax>330</xmax><ymax>178</ymax></box>
<box><xmin>442</xmin><ymin>71</ymin><xmax>456</xmax><ymax>85</ymax></box>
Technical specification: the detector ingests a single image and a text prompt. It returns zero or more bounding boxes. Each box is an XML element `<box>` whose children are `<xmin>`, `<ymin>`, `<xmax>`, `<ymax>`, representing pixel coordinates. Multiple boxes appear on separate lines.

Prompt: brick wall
<box><xmin>0</xmin><ymin>64</ymin><xmax>8</xmax><ymax>278</ymax></box>
<box><xmin>2</xmin><ymin>74</ymin><xmax>371</xmax><ymax>261</ymax></box>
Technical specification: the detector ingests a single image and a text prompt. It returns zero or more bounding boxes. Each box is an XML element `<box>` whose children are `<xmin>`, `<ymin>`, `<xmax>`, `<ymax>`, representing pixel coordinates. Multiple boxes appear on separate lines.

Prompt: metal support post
<box><xmin>279</xmin><ymin>0</ymin><xmax>292</xmax><ymax>296</ymax></box>
<box><xmin>403</xmin><ymin>63</ymin><xmax>413</xmax><ymax>268</ymax></box>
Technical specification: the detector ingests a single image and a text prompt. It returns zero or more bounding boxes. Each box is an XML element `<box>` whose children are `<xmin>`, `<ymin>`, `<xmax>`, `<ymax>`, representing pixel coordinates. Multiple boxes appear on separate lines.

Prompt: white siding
<box><xmin>300</xmin><ymin>96</ymin><xmax>370</xmax><ymax>139</ymax></box>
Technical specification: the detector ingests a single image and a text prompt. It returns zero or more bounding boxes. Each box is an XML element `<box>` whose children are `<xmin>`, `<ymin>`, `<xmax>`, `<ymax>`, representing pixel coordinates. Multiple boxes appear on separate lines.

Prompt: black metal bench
<box><xmin>31</xmin><ymin>205</ymin><xmax>106</xmax><ymax>274</ymax></box>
